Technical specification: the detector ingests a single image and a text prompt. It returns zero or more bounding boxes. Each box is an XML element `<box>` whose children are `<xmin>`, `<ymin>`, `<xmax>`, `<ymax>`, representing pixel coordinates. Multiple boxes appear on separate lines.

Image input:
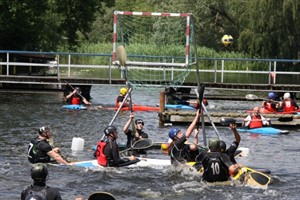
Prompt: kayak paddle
<box><xmin>119</xmin><ymin>138</ymin><xmax>153</xmax><ymax>154</ymax></box>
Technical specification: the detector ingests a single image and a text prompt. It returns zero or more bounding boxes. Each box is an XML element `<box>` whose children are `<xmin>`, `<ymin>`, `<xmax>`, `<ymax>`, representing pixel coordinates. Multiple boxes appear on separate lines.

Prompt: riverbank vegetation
<box><xmin>1</xmin><ymin>0</ymin><xmax>299</xmax><ymax>69</ymax></box>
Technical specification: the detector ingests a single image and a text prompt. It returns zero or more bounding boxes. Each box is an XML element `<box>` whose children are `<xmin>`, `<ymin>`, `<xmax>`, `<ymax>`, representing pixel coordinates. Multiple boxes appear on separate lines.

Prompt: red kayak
<box><xmin>105</xmin><ymin>105</ymin><xmax>159</xmax><ymax>112</ymax></box>
<box><xmin>246</xmin><ymin>108</ymin><xmax>300</xmax><ymax>114</ymax></box>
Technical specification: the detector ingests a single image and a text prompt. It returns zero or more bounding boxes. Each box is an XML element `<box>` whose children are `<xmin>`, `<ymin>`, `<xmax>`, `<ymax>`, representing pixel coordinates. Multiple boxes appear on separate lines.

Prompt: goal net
<box><xmin>112</xmin><ymin>11</ymin><xmax>197</xmax><ymax>88</ymax></box>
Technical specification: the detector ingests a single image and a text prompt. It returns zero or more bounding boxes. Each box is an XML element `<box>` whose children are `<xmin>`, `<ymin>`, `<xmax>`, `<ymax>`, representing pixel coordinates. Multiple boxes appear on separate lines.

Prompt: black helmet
<box><xmin>208</xmin><ymin>138</ymin><xmax>220</xmax><ymax>152</ymax></box>
<box><xmin>135</xmin><ymin>119</ymin><xmax>144</xmax><ymax>126</ymax></box>
<box><xmin>31</xmin><ymin>163</ymin><xmax>48</xmax><ymax>183</ymax></box>
<box><xmin>220</xmin><ymin>140</ymin><xmax>227</xmax><ymax>152</ymax></box>
<box><xmin>74</xmin><ymin>87</ymin><xmax>82</xmax><ymax>93</ymax></box>
<box><xmin>104</xmin><ymin>125</ymin><xmax>118</xmax><ymax>136</ymax></box>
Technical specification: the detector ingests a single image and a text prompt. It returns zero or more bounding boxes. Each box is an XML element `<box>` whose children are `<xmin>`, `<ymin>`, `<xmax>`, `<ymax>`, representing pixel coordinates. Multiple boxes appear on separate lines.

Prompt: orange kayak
<box><xmin>246</xmin><ymin>108</ymin><xmax>300</xmax><ymax>114</ymax></box>
<box><xmin>105</xmin><ymin>105</ymin><xmax>159</xmax><ymax>112</ymax></box>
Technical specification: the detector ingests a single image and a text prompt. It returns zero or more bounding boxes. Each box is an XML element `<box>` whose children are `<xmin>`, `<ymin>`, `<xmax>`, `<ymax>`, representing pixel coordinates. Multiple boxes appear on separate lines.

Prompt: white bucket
<box><xmin>71</xmin><ymin>137</ymin><xmax>85</xmax><ymax>151</ymax></box>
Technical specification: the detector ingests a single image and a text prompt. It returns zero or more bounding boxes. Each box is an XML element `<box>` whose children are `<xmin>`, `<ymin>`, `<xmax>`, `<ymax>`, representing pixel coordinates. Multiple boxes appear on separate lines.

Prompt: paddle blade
<box><xmin>198</xmin><ymin>84</ymin><xmax>205</xmax><ymax>105</ymax></box>
<box><xmin>277</xmin><ymin>117</ymin><xmax>293</xmax><ymax>122</ymax></box>
<box><xmin>132</xmin><ymin>138</ymin><xmax>153</xmax><ymax>150</ymax></box>
<box><xmin>88</xmin><ymin>192</ymin><xmax>116</xmax><ymax>200</ymax></box>
<box><xmin>220</xmin><ymin>117</ymin><xmax>236</xmax><ymax>125</ymax></box>
<box><xmin>116</xmin><ymin>45</ymin><xmax>127</xmax><ymax>66</ymax></box>
<box><xmin>245</xmin><ymin>94</ymin><xmax>259</xmax><ymax>100</ymax></box>
<box><xmin>247</xmin><ymin>171</ymin><xmax>272</xmax><ymax>186</ymax></box>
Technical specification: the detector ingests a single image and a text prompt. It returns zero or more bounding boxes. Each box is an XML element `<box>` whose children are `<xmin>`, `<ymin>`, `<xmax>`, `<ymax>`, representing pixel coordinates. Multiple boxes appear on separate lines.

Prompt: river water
<box><xmin>0</xmin><ymin>85</ymin><xmax>299</xmax><ymax>200</ymax></box>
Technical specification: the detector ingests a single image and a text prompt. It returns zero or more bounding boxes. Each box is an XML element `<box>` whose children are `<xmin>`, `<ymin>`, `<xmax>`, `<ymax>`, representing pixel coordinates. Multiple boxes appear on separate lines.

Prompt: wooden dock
<box><xmin>158</xmin><ymin>111</ymin><xmax>300</xmax><ymax>127</ymax></box>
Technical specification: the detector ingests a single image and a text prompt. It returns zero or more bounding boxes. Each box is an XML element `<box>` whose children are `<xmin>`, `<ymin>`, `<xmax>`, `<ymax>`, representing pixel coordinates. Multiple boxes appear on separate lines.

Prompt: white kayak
<box><xmin>74</xmin><ymin>158</ymin><xmax>171</xmax><ymax>169</ymax></box>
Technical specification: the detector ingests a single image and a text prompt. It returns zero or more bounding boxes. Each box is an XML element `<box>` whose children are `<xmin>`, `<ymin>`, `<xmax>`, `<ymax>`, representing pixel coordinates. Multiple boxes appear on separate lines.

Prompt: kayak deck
<box><xmin>237</xmin><ymin>127</ymin><xmax>289</xmax><ymax>135</ymax></box>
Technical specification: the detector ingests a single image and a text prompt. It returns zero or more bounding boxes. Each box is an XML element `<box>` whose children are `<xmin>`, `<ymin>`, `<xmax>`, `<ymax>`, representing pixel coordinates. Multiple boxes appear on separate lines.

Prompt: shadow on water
<box><xmin>0</xmin><ymin>85</ymin><xmax>299</xmax><ymax>199</ymax></box>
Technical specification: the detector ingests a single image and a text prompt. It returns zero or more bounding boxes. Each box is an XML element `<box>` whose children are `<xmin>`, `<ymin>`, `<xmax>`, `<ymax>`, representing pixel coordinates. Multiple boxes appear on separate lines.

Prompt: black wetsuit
<box><xmin>225</xmin><ymin>141</ymin><xmax>239</xmax><ymax>164</ymax></box>
<box><xmin>169</xmin><ymin>135</ymin><xmax>199</xmax><ymax>164</ymax></box>
<box><xmin>28</xmin><ymin>139</ymin><xmax>52</xmax><ymax>163</ymax></box>
<box><xmin>21</xmin><ymin>183</ymin><xmax>62</xmax><ymax>200</ymax></box>
<box><xmin>104</xmin><ymin>139</ymin><xmax>138</xmax><ymax>167</ymax></box>
<box><xmin>196</xmin><ymin>151</ymin><xmax>232</xmax><ymax>183</ymax></box>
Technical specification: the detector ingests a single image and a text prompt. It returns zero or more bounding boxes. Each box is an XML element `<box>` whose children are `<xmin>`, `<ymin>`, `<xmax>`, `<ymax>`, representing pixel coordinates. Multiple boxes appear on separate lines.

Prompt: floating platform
<box><xmin>158</xmin><ymin>111</ymin><xmax>300</xmax><ymax>127</ymax></box>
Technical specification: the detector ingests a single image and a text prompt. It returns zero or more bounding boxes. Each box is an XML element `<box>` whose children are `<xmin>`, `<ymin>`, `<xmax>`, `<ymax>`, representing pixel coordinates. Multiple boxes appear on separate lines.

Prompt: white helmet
<box><xmin>283</xmin><ymin>92</ymin><xmax>290</xmax><ymax>100</ymax></box>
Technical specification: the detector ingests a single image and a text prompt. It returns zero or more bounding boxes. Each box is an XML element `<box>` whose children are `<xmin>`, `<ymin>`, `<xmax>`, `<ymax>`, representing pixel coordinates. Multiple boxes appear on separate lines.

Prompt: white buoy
<box><xmin>71</xmin><ymin>137</ymin><xmax>85</xmax><ymax>151</ymax></box>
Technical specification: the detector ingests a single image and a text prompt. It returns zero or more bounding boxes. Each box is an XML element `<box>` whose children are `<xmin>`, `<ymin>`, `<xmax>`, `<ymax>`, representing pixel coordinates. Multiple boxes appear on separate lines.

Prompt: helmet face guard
<box><xmin>135</xmin><ymin>119</ymin><xmax>144</xmax><ymax>126</ymax></box>
<box><xmin>38</xmin><ymin>126</ymin><xmax>51</xmax><ymax>139</ymax></box>
<box><xmin>104</xmin><ymin>125</ymin><xmax>118</xmax><ymax>139</ymax></box>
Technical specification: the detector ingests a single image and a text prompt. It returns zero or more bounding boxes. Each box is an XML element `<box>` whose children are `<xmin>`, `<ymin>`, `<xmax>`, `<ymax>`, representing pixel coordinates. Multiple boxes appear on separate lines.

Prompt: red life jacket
<box><xmin>95</xmin><ymin>141</ymin><xmax>108</xmax><ymax>167</ymax></box>
<box><xmin>283</xmin><ymin>99</ymin><xmax>295</xmax><ymax>112</ymax></box>
<box><xmin>265</xmin><ymin>102</ymin><xmax>276</xmax><ymax>112</ymax></box>
<box><xmin>249</xmin><ymin>115</ymin><xmax>263</xmax><ymax>129</ymax></box>
<box><xmin>71</xmin><ymin>96</ymin><xmax>81</xmax><ymax>105</ymax></box>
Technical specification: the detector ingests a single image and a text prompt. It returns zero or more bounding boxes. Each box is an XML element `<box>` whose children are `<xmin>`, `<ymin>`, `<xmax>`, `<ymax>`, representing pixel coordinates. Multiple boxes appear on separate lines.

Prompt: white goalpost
<box><xmin>112</xmin><ymin>10</ymin><xmax>197</xmax><ymax>88</ymax></box>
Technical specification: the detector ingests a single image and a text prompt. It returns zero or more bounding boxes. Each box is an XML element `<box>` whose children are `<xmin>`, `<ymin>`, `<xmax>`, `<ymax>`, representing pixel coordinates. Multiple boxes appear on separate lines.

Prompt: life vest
<box><xmin>283</xmin><ymin>99</ymin><xmax>295</xmax><ymax>112</ymax></box>
<box><xmin>71</xmin><ymin>96</ymin><xmax>81</xmax><ymax>105</ymax></box>
<box><xmin>265</xmin><ymin>102</ymin><xmax>276</xmax><ymax>112</ymax></box>
<box><xmin>25</xmin><ymin>186</ymin><xmax>48</xmax><ymax>200</ymax></box>
<box><xmin>95</xmin><ymin>140</ymin><xmax>108</xmax><ymax>167</ymax></box>
<box><xmin>169</xmin><ymin>143</ymin><xmax>191</xmax><ymax>164</ymax></box>
<box><xmin>28</xmin><ymin>140</ymin><xmax>50</xmax><ymax>163</ymax></box>
<box><xmin>249</xmin><ymin>115</ymin><xmax>263</xmax><ymax>129</ymax></box>
<box><xmin>202</xmin><ymin>152</ymin><xmax>229</xmax><ymax>183</ymax></box>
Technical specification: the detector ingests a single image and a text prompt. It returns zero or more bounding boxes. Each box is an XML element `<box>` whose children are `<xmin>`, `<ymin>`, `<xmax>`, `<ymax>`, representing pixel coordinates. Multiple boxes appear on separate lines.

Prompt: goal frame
<box><xmin>111</xmin><ymin>10</ymin><xmax>197</xmax><ymax>67</ymax></box>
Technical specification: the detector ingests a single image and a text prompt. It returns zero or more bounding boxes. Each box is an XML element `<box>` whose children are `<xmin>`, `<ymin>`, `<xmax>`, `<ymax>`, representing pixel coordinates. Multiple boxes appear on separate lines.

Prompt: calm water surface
<box><xmin>0</xmin><ymin>85</ymin><xmax>299</xmax><ymax>200</ymax></box>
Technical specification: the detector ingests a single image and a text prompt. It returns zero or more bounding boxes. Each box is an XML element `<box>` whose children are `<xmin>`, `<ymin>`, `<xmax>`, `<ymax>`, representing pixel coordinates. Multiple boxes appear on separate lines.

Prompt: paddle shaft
<box><xmin>99</xmin><ymin>87</ymin><xmax>132</xmax><ymax>141</ymax></box>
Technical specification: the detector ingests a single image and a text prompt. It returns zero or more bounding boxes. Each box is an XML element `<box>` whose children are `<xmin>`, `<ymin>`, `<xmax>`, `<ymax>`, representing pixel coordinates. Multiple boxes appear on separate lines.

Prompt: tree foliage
<box><xmin>0</xmin><ymin>0</ymin><xmax>299</xmax><ymax>60</ymax></box>
<box><xmin>0</xmin><ymin>0</ymin><xmax>114</xmax><ymax>51</ymax></box>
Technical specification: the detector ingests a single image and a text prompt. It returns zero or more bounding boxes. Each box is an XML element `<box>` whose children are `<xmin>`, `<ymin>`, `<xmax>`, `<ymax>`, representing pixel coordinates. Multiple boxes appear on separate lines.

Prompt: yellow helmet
<box><xmin>120</xmin><ymin>87</ymin><xmax>128</xmax><ymax>95</ymax></box>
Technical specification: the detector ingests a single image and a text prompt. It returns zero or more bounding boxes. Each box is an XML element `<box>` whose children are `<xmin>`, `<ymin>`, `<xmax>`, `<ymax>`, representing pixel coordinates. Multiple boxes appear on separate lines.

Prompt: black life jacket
<box><xmin>27</xmin><ymin>139</ymin><xmax>50</xmax><ymax>163</ymax></box>
<box><xmin>170</xmin><ymin>143</ymin><xmax>191</xmax><ymax>164</ymax></box>
<box><xmin>202</xmin><ymin>152</ymin><xmax>230</xmax><ymax>182</ymax></box>
<box><xmin>25</xmin><ymin>186</ymin><xmax>48</xmax><ymax>200</ymax></box>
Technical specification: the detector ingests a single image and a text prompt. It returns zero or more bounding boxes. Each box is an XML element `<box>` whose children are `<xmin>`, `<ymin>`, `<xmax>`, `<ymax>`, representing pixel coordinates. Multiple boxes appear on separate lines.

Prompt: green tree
<box><xmin>238</xmin><ymin>0</ymin><xmax>300</xmax><ymax>59</ymax></box>
<box><xmin>0</xmin><ymin>0</ymin><xmax>114</xmax><ymax>51</ymax></box>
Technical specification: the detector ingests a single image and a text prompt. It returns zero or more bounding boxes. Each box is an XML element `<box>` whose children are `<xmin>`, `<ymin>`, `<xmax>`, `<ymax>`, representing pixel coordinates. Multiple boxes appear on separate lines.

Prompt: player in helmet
<box><xmin>116</xmin><ymin>87</ymin><xmax>130</xmax><ymax>108</ymax></box>
<box><xmin>261</xmin><ymin>92</ymin><xmax>280</xmax><ymax>112</ymax></box>
<box><xmin>168</xmin><ymin>110</ymin><xmax>202</xmax><ymax>164</ymax></box>
<box><xmin>21</xmin><ymin>163</ymin><xmax>62</xmax><ymax>200</ymax></box>
<box><xmin>95</xmin><ymin>125</ymin><xmax>137</xmax><ymax>167</ymax></box>
<box><xmin>279</xmin><ymin>92</ymin><xmax>299</xmax><ymax>112</ymax></box>
<box><xmin>195</xmin><ymin>138</ymin><xmax>241</xmax><ymax>183</ymax></box>
<box><xmin>123</xmin><ymin>112</ymin><xmax>149</xmax><ymax>155</ymax></box>
<box><xmin>27</xmin><ymin>126</ymin><xmax>74</xmax><ymax>165</ymax></box>
<box><xmin>65</xmin><ymin>86</ymin><xmax>91</xmax><ymax>105</ymax></box>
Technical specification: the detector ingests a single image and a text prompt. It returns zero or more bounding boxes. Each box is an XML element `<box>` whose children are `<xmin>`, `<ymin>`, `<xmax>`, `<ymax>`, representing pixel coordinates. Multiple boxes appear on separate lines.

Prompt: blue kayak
<box><xmin>165</xmin><ymin>104</ymin><xmax>195</xmax><ymax>110</ymax></box>
<box><xmin>63</xmin><ymin>105</ymin><xmax>87</xmax><ymax>110</ymax></box>
<box><xmin>237</xmin><ymin>127</ymin><xmax>289</xmax><ymax>135</ymax></box>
